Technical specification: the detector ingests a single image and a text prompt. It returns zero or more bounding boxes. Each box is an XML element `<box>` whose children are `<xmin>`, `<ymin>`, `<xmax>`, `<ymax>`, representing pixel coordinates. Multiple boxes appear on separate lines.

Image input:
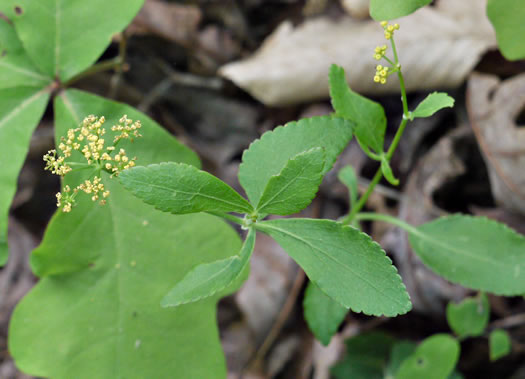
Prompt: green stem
<box><xmin>68</xmin><ymin>162</ymin><xmax>92</xmax><ymax>168</ymax></box>
<box><xmin>206</xmin><ymin>212</ymin><xmax>245</xmax><ymax>226</ymax></box>
<box><xmin>342</xmin><ymin>34</ymin><xmax>410</xmax><ymax>225</ymax></box>
<box><xmin>354</xmin><ymin>212</ymin><xmax>418</xmax><ymax>234</ymax></box>
<box><xmin>390</xmin><ymin>37</ymin><xmax>409</xmax><ymax>117</ymax></box>
<box><xmin>63</xmin><ymin>57</ymin><xmax>121</xmax><ymax>87</ymax></box>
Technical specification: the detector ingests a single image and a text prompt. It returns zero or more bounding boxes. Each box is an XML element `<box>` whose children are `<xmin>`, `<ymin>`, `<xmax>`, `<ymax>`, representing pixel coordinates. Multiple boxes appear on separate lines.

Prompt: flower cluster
<box><xmin>55</xmin><ymin>185</ymin><xmax>74</xmax><ymax>213</ymax></box>
<box><xmin>374</xmin><ymin>65</ymin><xmax>389</xmax><ymax>84</ymax></box>
<box><xmin>380</xmin><ymin>21</ymin><xmax>399</xmax><ymax>40</ymax></box>
<box><xmin>112</xmin><ymin>115</ymin><xmax>142</xmax><ymax>143</ymax></box>
<box><xmin>373</xmin><ymin>44</ymin><xmax>388</xmax><ymax>61</ymax></box>
<box><xmin>43</xmin><ymin>114</ymin><xmax>142</xmax><ymax>213</ymax></box>
<box><xmin>44</xmin><ymin>149</ymin><xmax>72</xmax><ymax>176</ymax></box>
<box><xmin>77</xmin><ymin>176</ymin><xmax>110</xmax><ymax>204</ymax></box>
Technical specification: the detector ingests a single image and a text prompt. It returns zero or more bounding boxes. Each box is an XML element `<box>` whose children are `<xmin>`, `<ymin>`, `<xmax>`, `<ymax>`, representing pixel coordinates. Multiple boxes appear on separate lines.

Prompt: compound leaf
<box><xmin>329</xmin><ymin>64</ymin><xmax>386</xmax><ymax>154</ymax></box>
<box><xmin>489</xmin><ymin>329</ymin><xmax>511</xmax><ymax>361</ymax></box>
<box><xmin>332</xmin><ymin>332</ymin><xmax>395</xmax><ymax>379</ymax></box>
<box><xmin>370</xmin><ymin>0</ymin><xmax>432</xmax><ymax>21</ymax></box>
<box><xmin>408</xmin><ymin>215</ymin><xmax>525</xmax><ymax>295</ymax></box>
<box><xmin>0</xmin><ymin>19</ymin><xmax>52</xmax><ymax>89</ymax></box>
<box><xmin>487</xmin><ymin>0</ymin><xmax>525</xmax><ymax>60</ymax></box>
<box><xmin>411</xmin><ymin>92</ymin><xmax>454</xmax><ymax>120</ymax></box>
<box><xmin>9</xmin><ymin>90</ymin><xmax>238</xmax><ymax>378</ymax></box>
<box><xmin>0</xmin><ymin>86</ymin><xmax>50</xmax><ymax>266</ymax></box>
<box><xmin>256</xmin><ymin>147</ymin><xmax>325</xmax><ymax>215</ymax></box>
<box><xmin>0</xmin><ymin>0</ymin><xmax>144</xmax><ymax>80</ymax></box>
<box><xmin>256</xmin><ymin>218</ymin><xmax>411</xmax><ymax>316</ymax></box>
<box><xmin>120</xmin><ymin>162</ymin><xmax>253</xmax><ymax>215</ymax></box>
<box><xmin>303</xmin><ymin>281</ymin><xmax>347</xmax><ymax>346</ymax></box>
<box><xmin>446</xmin><ymin>293</ymin><xmax>490</xmax><ymax>339</ymax></box>
<box><xmin>397</xmin><ymin>334</ymin><xmax>460</xmax><ymax>379</ymax></box>
<box><xmin>162</xmin><ymin>228</ymin><xmax>255</xmax><ymax>307</ymax></box>
<box><xmin>239</xmin><ymin>115</ymin><xmax>353</xmax><ymax>206</ymax></box>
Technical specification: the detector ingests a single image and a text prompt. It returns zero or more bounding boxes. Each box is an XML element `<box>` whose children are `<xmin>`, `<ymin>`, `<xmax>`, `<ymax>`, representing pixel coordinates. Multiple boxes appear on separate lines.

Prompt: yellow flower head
<box><xmin>44</xmin><ymin>114</ymin><xmax>143</xmax><ymax>213</ymax></box>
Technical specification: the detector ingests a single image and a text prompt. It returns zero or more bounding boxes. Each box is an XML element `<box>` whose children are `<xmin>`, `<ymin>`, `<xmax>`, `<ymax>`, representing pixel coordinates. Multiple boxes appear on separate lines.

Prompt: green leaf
<box><xmin>239</xmin><ymin>115</ymin><xmax>353</xmax><ymax>206</ymax></box>
<box><xmin>380</xmin><ymin>155</ymin><xmax>399</xmax><ymax>186</ymax></box>
<box><xmin>162</xmin><ymin>228</ymin><xmax>256</xmax><ymax>307</ymax></box>
<box><xmin>0</xmin><ymin>86</ymin><xmax>50</xmax><ymax>266</ymax></box>
<box><xmin>256</xmin><ymin>147</ymin><xmax>325</xmax><ymax>215</ymax></box>
<box><xmin>9</xmin><ymin>90</ymin><xmax>238</xmax><ymax>378</ymax></box>
<box><xmin>369</xmin><ymin>0</ymin><xmax>432</xmax><ymax>21</ymax></box>
<box><xmin>410</xmin><ymin>92</ymin><xmax>454</xmax><ymax>120</ymax></box>
<box><xmin>331</xmin><ymin>332</ymin><xmax>395</xmax><ymax>379</ymax></box>
<box><xmin>255</xmin><ymin>218</ymin><xmax>411</xmax><ymax>316</ymax></box>
<box><xmin>408</xmin><ymin>215</ymin><xmax>525</xmax><ymax>295</ymax></box>
<box><xmin>329</xmin><ymin>64</ymin><xmax>386</xmax><ymax>154</ymax></box>
<box><xmin>489</xmin><ymin>329</ymin><xmax>511</xmax><ymax>361</ymax></box>
<box><xmin>303</xmin><ymin>282</ymin><xmax>347</xmax><ymax>346</ymax></box>
<box><xmin>446</xmin><ymin>293</ymin><xmax>490</xmax><ymax>339</ymax></box>
<box><xmin>0</xmin><ymin>19</ymin><xmax>52</xmax><ymax>89</ymax></box>
<box><xmin>0</xmin><ymin>0</ymin><xmax>144</xmax><ymax>80</ymax></box>
<box><xmin>120</xmin><ymin>162</ymin><xmax>253</xmax><ymax>215</ymax></box>
<box><xmin>338</xmin><ymin>165</ymin><xmax>358</xmax><ymax>208</ymax></box>
<box><xmin>386</xmin><ymin>341</ymin><xmax>417</xmax><ymax>377</ymax></box>
<box><xmin>487</xmin><ymin>0</ymin><xmax>525</xmax><ymax>60</ymax></box>
<box><xmin>397</xmin><ymin>334</ymin><xmax>460</xmax><ymax>379</ymax></box>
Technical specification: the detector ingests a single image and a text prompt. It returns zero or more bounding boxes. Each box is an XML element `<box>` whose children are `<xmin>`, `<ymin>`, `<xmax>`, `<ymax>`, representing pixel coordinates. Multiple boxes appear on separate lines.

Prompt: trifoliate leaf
<box><xmin>408</xmin><ymin>215</ymin><xmax>525</xmax><ymax>295</ymax></box>
<box><xmin>338</xmin><ymin>165</ymin><xmax>358</xmax><ymax>208</ymax></box>
<box><xmin>487</xmin><ymin>0</ymin><xmax>525</xmax><ymax>60</ymax></box>
<box><xmin>162</xmin><ymin>228</ymin><xmax>255</xmax><ymax>307</ymax></box>
<box><xmin>380</xmin><ymin>155</ymin><xmax>399</xmax><ymax>185</ymax></box>
<box><xmin>489</xmin><ymin>329</ymin><xmax>511</xmax><ymax>361</ymax></box>
<box><xmin>370</xmin><ymin>0</ymin><xmax>432</xmax><ymax>21</ymax></box>
<box><xmin>239</xmin><ymin>115</ymin><xmax>353</xmax><ymax>206</ymax></box>
<box><xmin>9</xmin><ymin>89</ymin><xmax>239</xmax><ymax>378</ymax></box>
<box><xmin>0</xmin><ymin>87</ymin><xmax>50</xmax><ymax>266</ymax></box>
<box><xmin>120</xmin><ymin>162</ymin><xmax>253</xmax><ymax>215</ymax></box>
<box><xmin>303</xmin><ymin>282</ymin><xmax>347</xmax><ymax>346</ymax></box>
<box><xmin>397</xmin><ymin>334</ymin><xmax>460</xmax><ymax>379</ymax></box>
<box><xmin>446</xmin><ymin>293</ymin><xmax>490</xmax><ymax>339</ymax></box>
<box><xmin>0</xmin><ymin>0</ymin><xmax>144</xmax><ymax>80</ymax></box>
<box><xmin>410</xmin><ymin>92</ymin><xmax>454</xmax><ymax>120</ymax></box>
<box><xmin>256</xmin><ymin>218</ymin><xmax>411</xmax><ymax>316</ymax></box>
<box><xmin>331</xmin><ymin>332</ymin><xmax>396</xmax><ymax>379</ymax></box>
<box><xmin>0</xmin><ymin>19</ymin><xmax>52</xmax><ymax>89</ymax></box>
<box><xmin>256</xmin><ymin>147</ymin><xmax>325</xmax><ymax>215</ymax></box>
<box><xmin>329</xmin><ymin>64</ymin><xmax>386</xmax><ymax>154</ymax></box>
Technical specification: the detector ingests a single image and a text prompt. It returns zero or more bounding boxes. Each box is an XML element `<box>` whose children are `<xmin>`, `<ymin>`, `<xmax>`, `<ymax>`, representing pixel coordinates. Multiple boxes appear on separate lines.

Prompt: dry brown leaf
<box><xmin>467</xmin><ymin>72</ymin><xmax>525</xmax><ymax>215</ymax></box>
<box><xmin>220</xmin><ymin>0</ymin><xmax>495</xmax><ymax>106</ymax></box>
<box><xmin>340</xmin><ymin>0</ymin><xmax>370</xmax><ymax>19</ymax></box>
<box><xmin>127</xmin><ymin>0</ymin><xmax>201</xmax><ymax>47</ymax></box>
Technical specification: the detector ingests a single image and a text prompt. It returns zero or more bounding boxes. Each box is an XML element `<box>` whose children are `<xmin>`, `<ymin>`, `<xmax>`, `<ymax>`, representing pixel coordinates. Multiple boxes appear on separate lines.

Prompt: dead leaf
<box><xmin>127</xmin><ymin>0</ymin><xmax>201</xmax><ymax>47</ymax></box>
<box><xmin>467</xmin><ymin>72</ymin><xmax>525</xmax><ymax>215</ymax></box>
<box><xmin>340</xmin><ymin>0</ymin><xmax>370</xmax><ymax>19</ymax></box>
<box><xmin>220</xmin><ymin>0</ymin><xmax>495</xmax><ymax>106</ymax></box>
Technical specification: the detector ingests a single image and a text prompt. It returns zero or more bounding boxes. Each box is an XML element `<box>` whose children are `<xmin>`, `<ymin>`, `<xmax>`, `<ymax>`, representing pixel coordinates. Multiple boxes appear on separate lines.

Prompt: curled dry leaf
<box><xmin>467</xmin><ymin>72</ymin><xmax>525</xmax><ymax>215</ymax></box>
<box><xmin>220</xmin><ymin>0</ymin><xmax>495</xmax><ymax>106</ymax></box>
